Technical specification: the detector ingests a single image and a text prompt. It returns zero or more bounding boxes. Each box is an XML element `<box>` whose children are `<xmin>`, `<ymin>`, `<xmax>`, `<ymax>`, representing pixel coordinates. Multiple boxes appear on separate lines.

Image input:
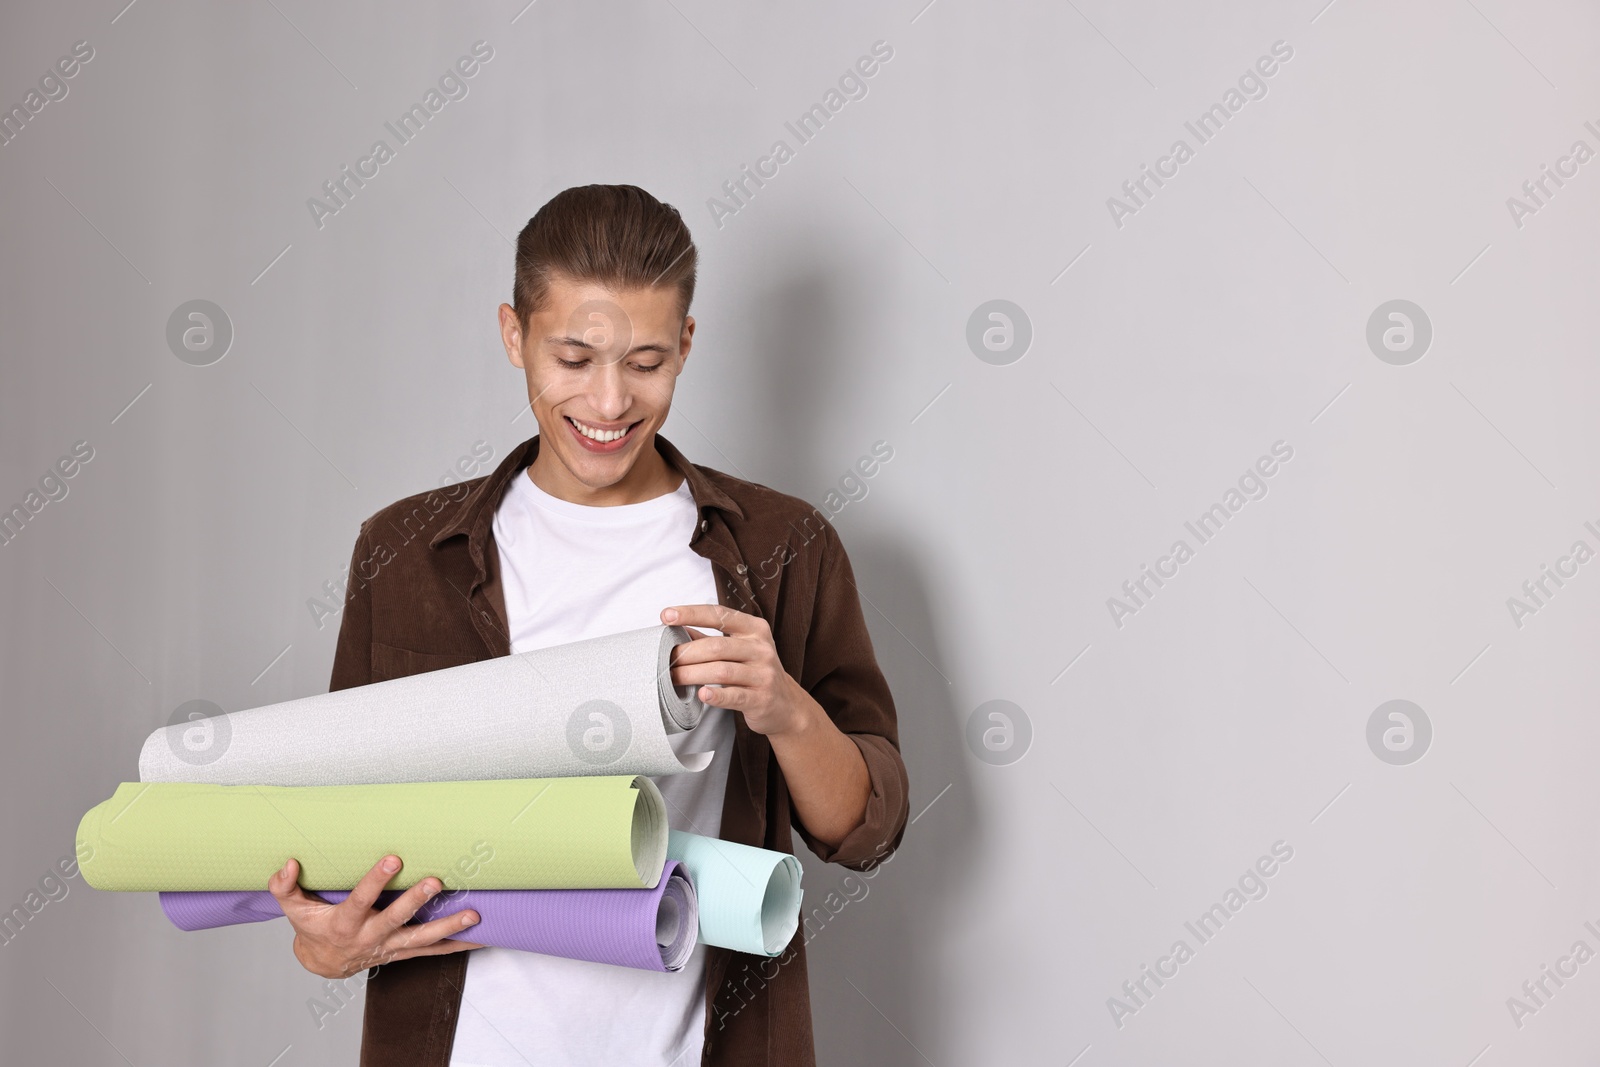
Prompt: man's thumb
<box><xmin>269</xmin><ymin>858</ymin><xmax>299</xmax><ymax>897</ymax></box>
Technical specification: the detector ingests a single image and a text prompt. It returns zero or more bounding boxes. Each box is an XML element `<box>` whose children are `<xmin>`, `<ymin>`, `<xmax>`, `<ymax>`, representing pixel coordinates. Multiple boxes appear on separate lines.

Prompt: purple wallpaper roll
<box><xmin>158</xmin><ymin>860</ymin><xmax>697</xmax><ymax>973</ymax></box>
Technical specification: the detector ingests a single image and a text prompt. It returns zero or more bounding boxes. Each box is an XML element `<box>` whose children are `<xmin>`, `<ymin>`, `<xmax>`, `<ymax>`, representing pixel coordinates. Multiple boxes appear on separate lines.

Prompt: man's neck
<box><xmin>525</xmin><ymin>434</ymin><xmax>683</xmax><ymax>506</ymax></box>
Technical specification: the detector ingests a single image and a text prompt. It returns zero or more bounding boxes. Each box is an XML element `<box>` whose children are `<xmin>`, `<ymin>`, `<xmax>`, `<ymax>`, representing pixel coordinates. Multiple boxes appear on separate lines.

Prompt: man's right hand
<box><xmin>269</xmin><ymin>855</ymin><xmax>484</xmax><ymax>979</ymax></box>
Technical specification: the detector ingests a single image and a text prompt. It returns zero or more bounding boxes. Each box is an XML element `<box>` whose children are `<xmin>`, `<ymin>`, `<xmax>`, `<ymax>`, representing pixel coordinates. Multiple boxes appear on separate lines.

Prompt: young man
<box><xmin>265</xmin><ymin>185</ymin><xmax>910</xmax><ymax>1066</ymax></box>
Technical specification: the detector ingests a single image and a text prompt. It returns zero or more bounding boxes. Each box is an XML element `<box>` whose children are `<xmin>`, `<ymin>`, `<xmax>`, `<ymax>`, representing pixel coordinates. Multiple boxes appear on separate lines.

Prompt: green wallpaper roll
<box><xmin>76</xmin><ymin>775</ymin><xmax>666</xmax><ymax>892</ymax></box>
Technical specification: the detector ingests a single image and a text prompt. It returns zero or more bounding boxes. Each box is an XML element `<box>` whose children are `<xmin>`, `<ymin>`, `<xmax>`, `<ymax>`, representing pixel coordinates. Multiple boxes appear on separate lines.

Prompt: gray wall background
<box><xmin>2</xmin><ymin>0</ymin><xmax>1597</xmax><ymax>1063</ymax></box>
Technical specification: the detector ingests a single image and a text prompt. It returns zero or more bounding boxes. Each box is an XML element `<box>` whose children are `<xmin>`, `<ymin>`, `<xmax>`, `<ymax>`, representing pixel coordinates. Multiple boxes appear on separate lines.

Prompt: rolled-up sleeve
<box><xmin>791</xmin><ymin>519</ymin><xmax>911</xmax><ymax>872</ymax></box>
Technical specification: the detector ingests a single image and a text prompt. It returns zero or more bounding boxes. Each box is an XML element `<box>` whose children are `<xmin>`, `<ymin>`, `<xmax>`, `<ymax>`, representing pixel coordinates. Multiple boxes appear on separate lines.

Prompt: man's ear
<box><xmin>678</xmin><ymin>315</ymin><xmax>695</xmax><ymax>367</ymax></box>
<box><xmin>499</xmin><ymin>303</ymin><xmax>527</xmax><ymax>369</ymax></box>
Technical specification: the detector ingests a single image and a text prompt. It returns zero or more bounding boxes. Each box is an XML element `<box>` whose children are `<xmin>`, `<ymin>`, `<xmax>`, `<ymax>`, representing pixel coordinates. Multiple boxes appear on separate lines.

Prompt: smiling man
<box><xmin>267</xmin><ymin>184</ymin><xmax>910</xmax><ymax>1067</ymax></box>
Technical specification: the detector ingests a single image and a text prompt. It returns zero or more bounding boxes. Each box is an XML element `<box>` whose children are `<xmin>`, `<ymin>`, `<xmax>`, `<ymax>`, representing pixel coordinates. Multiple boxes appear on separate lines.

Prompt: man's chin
<box><xmin>551</xmin><ymin>429</ymin><xmax>653</xmax><ymax>486</ymax></box>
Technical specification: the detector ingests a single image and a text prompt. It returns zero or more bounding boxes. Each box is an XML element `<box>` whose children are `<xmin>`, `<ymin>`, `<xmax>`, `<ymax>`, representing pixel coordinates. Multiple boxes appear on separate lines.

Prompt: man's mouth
<box><xmin>565</xmin><ymin>415</ymin><xmax>641</xmax><ymax>453</ymax></box>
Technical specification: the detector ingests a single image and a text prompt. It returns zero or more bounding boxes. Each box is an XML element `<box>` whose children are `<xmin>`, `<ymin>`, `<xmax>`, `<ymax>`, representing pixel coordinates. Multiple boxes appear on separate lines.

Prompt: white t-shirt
<box><xmin>448</xmin><ymin>466</ymin><xmax>733</xmax><ymax>1067</ymax></box>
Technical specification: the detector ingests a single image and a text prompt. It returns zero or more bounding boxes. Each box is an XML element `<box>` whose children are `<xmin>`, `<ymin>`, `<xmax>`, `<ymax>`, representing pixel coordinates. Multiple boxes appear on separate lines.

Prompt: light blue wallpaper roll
<box><xmin>667</xmin><ymin>830</ymin><xmax>802</xmax><ymax>956</ymax></box>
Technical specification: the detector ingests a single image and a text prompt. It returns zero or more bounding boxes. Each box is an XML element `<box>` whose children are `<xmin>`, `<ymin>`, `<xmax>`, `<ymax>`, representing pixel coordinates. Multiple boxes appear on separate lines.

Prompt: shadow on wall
<box><xmin>738</xmin><ymin>266</ymin><xmax>839</xmax><ymax>485</ymax></box>
<box><xmin>804</xmin><ymin>539</ymin><xmax>974</xmax><ymax>1066</ymax></box>
<box><xmin>737</xmin><ymin>244</ymin><xmax>972</xmax><ymax>1064</ymax></box>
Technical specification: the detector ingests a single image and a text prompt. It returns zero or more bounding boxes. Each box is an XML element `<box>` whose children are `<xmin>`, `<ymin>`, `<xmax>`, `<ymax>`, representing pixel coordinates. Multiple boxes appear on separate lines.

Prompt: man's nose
<box><xmin>589</xmin><ymin>358</ymin><xmax>631</xmax><ymax>419</ymax></box>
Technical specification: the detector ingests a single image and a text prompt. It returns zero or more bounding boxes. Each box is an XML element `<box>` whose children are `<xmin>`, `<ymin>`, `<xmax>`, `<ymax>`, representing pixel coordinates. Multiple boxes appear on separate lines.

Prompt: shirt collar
<box><xmin>428</xmin><ymin>431</ymin><xmax>744</xmax><ymax>552</ymax></box>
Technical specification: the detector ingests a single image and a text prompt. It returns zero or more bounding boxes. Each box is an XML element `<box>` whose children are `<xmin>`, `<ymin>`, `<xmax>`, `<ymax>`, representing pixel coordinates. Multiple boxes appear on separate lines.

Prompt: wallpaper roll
<box><xmin>76</xmin><ymin>776</ymin><xmax>667</xmax><ymax>892</ymax></box>
<box><xmin>158</xmin><ymin>860</ymin><xmax>699</xmax><ymax>972</ymax></box>
<box><xmin>667</xmin><ymin>830</ymin><xmax>803</xmax><ymax>956</ymax></box>
<box><xmin>137</xmin><ymin>625</ymin><xmax>711</xmax><ymax>785</ymax></box>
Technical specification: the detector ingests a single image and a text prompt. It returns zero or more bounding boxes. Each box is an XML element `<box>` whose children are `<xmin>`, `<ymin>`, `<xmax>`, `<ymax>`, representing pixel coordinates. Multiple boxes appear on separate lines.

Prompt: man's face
<box><xmin>500</xmin><ymin>271</ymin><xmax>693</xmax><ymax>492</ymax></box>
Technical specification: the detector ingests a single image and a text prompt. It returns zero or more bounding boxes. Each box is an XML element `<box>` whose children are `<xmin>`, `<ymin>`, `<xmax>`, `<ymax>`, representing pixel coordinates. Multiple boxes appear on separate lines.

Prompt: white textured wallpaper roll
<box><xmin>138</xmin><ymin>625</ymin><xmax>712</xmax><ymax>785</ymax></box>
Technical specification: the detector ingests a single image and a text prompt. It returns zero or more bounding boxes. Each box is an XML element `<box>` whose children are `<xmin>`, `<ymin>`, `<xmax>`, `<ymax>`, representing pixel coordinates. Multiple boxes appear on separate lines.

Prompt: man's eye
<box><xmin>556</xmin><ymin>357</ymin><xmax>587</xmax><ymax>369</ymax></box>
<box><xmin>633</xmin><ymin>363</ymin><xmax>663</xmax><ymax>373</ymax></box>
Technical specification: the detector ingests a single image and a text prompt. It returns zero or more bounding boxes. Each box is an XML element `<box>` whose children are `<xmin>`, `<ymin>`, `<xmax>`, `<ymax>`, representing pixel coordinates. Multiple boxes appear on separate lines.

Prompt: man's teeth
<box><xmin>572</xmin><ymin>419</ymin><xmax>629</xmax><ymax>443</ymax></box>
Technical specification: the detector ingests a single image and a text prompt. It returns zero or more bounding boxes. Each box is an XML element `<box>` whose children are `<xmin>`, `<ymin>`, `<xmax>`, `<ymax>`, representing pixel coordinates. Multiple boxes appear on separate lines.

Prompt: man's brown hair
<box><xmin>512</xmin><ymin>184</ymin><xmax>697</xmax><ymax>329</ymax></box>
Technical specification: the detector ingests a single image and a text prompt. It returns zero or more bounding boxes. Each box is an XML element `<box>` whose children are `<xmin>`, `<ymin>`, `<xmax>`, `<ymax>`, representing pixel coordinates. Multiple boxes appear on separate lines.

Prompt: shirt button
<box><xmin>700</xmin><ymin>519</ymin><xmax>709</xmax><ymax>532</ymax></box>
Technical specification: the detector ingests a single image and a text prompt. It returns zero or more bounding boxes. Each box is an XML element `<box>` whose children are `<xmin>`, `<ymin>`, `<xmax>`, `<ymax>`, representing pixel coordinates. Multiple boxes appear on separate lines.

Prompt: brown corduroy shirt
<box><xmin>328</xmin><ymin>432</ymin><xmax>910</xmax><ymax>1066</ymax></box>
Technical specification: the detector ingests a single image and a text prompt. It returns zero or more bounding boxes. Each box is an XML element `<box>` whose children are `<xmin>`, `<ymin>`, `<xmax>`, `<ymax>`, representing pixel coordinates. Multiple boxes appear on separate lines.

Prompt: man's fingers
<box><xmin>697</xmin><ymin>684</ymin><xmax>755</xmax><ymax>710</ymax></box>
<box><xmin>345</xmin><ymin>855</ymin><xmax>402</xmax><ymax>912</ymax></box>
<box><xmin>662</xmin><ymin>604</ymin><xmax>753</xmax><ymax>635</ymax></box>
<box><xmin>384</xmin><ymin>937</ymin><xmax>485</xmax><ymax>965</ymax></box>
<box><xmin>375</xmin><ymin>877</ymin><xmax>445</xmax><ymax>933</ymax></box>
<box><xmin>672</xmin><ymin>660</ymin><xmax>756</xmax><ymax>690</ymax></box>
<box><xmin>388</xmin><ymin>908</ymin><xmax>482</xmax><ymax>953</ymax></box>
<box><xmin>668</xmin><ymin>635</ymin><xmax>747</xmax><ymax>668</ymax></box>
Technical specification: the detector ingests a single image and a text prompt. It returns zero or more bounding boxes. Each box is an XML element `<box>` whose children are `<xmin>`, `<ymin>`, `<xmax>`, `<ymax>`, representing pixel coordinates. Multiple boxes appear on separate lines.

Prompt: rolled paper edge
<box><xmin>658</xmin><ymin>625</ymin><xmax>708</xmax><ymax>732</ymax></box>
<box><xmin>658</xmin><ymin>865</ymin><xmax>699</xmax><ymax>971</ymax></box>
<box><xmin>761</xmin><ymin>855</ymin><xmax>804</xmax><ymax>956</ymax></box>
<box><xmin>630</xmin><ymin>774</ymin><xmax>668</xmax><ymax>889</ymax></box>
<box><xmin>75</xmin><ymin>788</ymin><xmax>126</xmax><ymax>891</ymax></box>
